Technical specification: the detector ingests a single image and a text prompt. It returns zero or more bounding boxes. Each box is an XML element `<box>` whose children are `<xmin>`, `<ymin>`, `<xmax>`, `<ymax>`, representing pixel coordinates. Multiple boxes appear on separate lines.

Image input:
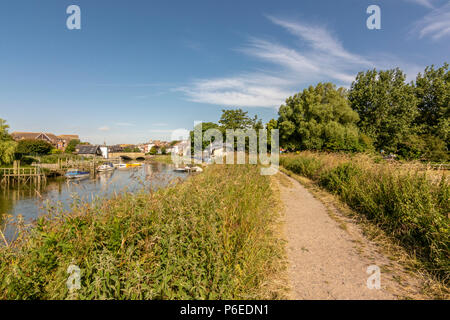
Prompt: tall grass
<box><xmin>0</xmin><ymin>165</ymin><xmax>283</xmax><ymax>299</ymax></box>
<box><xmin>281</xmin><ymin>152</ymin><xmax>449</xmax><ymax>282</ymax></box>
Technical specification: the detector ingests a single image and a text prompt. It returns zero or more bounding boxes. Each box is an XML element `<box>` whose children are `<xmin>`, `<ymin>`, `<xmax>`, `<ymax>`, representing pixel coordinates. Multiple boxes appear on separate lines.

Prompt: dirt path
<box><xmin>277</xmin><ymin>173</ymin><xmax>422</xmax><ymax>300</ymax></box>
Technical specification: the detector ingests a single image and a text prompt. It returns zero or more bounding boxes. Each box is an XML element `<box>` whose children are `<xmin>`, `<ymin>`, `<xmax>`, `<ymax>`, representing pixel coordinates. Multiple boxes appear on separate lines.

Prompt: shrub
<box><xmin>16</xmin><ymin>139</ymin><xmax>53</xmax><ymax>155</ymax></box>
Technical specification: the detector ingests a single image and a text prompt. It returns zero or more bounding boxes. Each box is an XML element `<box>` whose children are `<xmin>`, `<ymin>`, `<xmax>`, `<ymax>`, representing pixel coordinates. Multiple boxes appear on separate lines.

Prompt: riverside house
<box><xmin>11</xmin><ymin>132</ymin><xmax>79</xmax><ymax>151</ymax></box>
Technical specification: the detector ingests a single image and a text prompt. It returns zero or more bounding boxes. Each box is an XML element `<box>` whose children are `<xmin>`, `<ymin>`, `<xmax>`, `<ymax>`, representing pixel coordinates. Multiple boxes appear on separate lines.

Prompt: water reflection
<box><xmin>0</xmin><ymin>162</ymin><xmax>187</xmax><ymax>240</ymax></box>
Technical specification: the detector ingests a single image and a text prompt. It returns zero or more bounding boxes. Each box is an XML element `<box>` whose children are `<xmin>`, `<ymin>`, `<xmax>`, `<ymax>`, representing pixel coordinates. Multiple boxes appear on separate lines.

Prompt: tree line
<box><xmin>274</xmin><ymin>63</ymin><xmax>449</xmax><ymax>161</ymax></box>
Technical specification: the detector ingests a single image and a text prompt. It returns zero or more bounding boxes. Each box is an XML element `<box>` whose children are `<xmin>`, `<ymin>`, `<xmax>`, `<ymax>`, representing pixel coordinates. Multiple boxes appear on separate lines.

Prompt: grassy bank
<box><xmin>280</xmin><ymin>152</ymin><xmax>449</xmax><ymax>282</ymax></box>
<box><xmin>0</xmin><ymin>164</ymin><xmax>284</xmax><ymax>299</ymax></box>
<box><xmin>149</xmin><ymin>154</ymin><xmax>173</xmax><ymax>164</ymax></box>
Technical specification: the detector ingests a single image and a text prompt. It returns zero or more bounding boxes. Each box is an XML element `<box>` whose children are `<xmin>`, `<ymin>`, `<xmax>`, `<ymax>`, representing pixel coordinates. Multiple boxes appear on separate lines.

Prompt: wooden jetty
<box><xmin>0</xmin><ymin>161</ymin><xmax>46</xmax><ymax>188</ymax></box>
<box><xmin>35</xmin><ymin>158</ymin><xmax>101</xmax><ymax>177</ymax></box>
<box><xmin>0</xmin><ymin>158</ymin><xmax>103</xmax><ymax>188</ymax></box>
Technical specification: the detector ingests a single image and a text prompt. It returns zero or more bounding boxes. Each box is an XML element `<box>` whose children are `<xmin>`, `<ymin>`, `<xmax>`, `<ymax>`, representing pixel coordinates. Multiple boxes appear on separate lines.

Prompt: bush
<box><xmin>20</xmin><ymin>156</ymin><xmax>39</xmax><ymax>166</ymax></box>
<box><xmin>16</xmin><ymin>139</ymin><xmax>53</xmax><ymax>156</ymax></box>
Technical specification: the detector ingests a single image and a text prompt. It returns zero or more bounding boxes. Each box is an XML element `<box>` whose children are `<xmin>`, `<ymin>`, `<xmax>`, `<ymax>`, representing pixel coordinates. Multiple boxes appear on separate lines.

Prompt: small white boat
<box><xmin>192</xmin><ymin>166</ymin><xmax>203</xmax><ymax>172</ymax></box>
<box><xmin>117</xmin><ymin>163</ymin><xmax>128</xmax><ymax>169</ymax></box>
<box><xmin>97</xmin><ymin>162</ymin><xmax>115</xmax><ymax>172</ymax></box>
<box><xmin>174</xmin><ymin>167</ymin><xmax>189</xmax><ymax>172</ymax></box>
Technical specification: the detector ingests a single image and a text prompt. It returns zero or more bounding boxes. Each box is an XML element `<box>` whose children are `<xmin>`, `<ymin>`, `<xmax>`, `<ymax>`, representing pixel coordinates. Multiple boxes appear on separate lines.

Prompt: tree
<box><xmin>278</xmin><ymin>83</ymin><xmax>370</xmax><ymax>152</ymax></box>
<box><xmin>348</xmin><ymin>68</ymin><xmax>418</xmax><ymax>153</ymax></box>
<box><xmin>0</xmin><ymin>140</ymin><xmax>16</xmax><ymax>165</ymax></box>
<box><xmin>16</xmin><ymin>139</ymin><xmax>53</xmax><ymax>155</ymax></box>
<box><xmin>65</xmin><ymin>139</ymin><xmax>80</xmax><ymax>154</ymax></box>
<box><xmin>265</xmin><ymin>119</ymin><xmax>278</xmax><ymax>148</ymax></box>
<box><xmin>149</xmin><ymin>146</ymin><xmax>157</xmax><ymax>155</ymax></box>
<box><xmin>218</xmin><ymin>109</ymin><xmax>257</xmax><ymax>130</ymax></box>
<box><xmin>0</xmin><ymin>118</ymin><xmax>17</xmax><ymax>165</ymax></box>
<box><xmin>415</xmin><ymin>63</ymin><xmax>449</xmax><ymax>148</ymax></box>
<box><xmin>190</xmin><ymin>122</ymin><xmax>220</xmax><ymax>152</ymax></box>
<box><xmin>0</xmin><ymin>118</ymin><xmax>12</xmax><ymax>141</ymax></box>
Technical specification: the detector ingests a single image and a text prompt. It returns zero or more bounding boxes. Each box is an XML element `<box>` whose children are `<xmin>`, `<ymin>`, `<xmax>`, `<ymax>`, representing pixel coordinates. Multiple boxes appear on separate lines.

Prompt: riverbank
<box><xmin>149</xmin><ymin>154</ymin><xmax>173</xmax><ymax>164</ymax></box>
<box><xmin>0</xmin><ymin>164</ymin><xmax>285</xmax><ymax>299</ymax></box>
<box><xmin>280</xmin><ymin>152</ymin><xmax>449</xmax><ymax>284</ymax></box>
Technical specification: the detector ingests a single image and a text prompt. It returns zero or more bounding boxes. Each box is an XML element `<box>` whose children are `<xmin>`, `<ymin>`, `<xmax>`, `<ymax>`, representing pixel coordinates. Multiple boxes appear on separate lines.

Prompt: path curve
<box><xmin>279</xmin><ymin>173</ymin><xmax>396</xmax><ymax>299</ymax></box>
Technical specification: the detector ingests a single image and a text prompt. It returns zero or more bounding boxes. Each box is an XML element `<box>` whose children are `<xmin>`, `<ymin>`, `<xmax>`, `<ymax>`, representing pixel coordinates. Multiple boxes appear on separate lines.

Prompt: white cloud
<box><xmin>115</xmin><ymin>122</ymin><xmax>135</xmax><ymax>127</ymax></box>
<box><xmin>98</xmin><ymin>126</ymin><xmax>110</xmax><ymax>131</ymax></box>
<box><xmin>178</xmin><ymin>73</ymin><xmax>294</xmax><ymax>108</ymax></box>
<box><xmin>178</xmin><ymin>17</ymin><xmax>377</xmax><ymax>108</ymax></box>
<box><xmin>179</xmin><ymin>15</ymin><xmax>427</xmax><ymax>108</ymax></box>
<box><xmin>414</xmin><ymin>2</ymin><xmax>450</xmax><ymax>40</ymax></box>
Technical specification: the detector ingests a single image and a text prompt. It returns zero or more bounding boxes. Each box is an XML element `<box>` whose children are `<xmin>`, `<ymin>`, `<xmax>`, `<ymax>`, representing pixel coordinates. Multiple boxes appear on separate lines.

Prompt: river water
<box><xmin>0</xmin><ymin>162</ymin><xmax>188</xmax><ymax>241</ymax></box>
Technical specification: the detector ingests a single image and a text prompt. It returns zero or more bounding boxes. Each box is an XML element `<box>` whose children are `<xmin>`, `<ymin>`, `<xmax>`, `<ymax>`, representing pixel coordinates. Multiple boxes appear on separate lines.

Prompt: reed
<box><xmin>0</xmin><ymin>164</ymin><xmax>284</xmax><ymax>299</ymax></box>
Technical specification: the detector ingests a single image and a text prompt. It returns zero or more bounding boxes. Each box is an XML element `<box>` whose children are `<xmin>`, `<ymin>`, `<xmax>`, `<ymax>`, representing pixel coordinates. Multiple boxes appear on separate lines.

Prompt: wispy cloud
<box><xmin>414</xmin><ymin>2</ymin><xmax>450</xmax><ymax>40</ymax></box>
<box><xmin>115</xmin><ymin>122</ymin><xmax>135</xmax><ymax>127</ymax></box>
<box><xmin>178</xmin><ymin>16</ymin><xmax>376</xmax><ymax>108</ymax></box>
<box><xmin>404</xmin><ymin>0</ymin><xmax>435</xmax><ymax>9</ymax></box>
<box><xmin>151</xmin><ymin>122</ymin><xmax>168</xmax><ymax>127</ymax></box>
<box><xmin>98</xmin><ymin>126</ymin><xmax>110</xmax><ymax>132</ymax></box>
<box><xmin>178</xmin><ymin>73</ymin><xmax>294</xmax><ymax>108</ymax></box>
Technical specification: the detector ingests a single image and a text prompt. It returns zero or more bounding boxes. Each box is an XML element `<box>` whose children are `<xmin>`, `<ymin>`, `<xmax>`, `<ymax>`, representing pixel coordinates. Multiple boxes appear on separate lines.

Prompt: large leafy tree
<box><xmin>415</xmin><ymin>63</ymin><xmax>449</xmax><ymax>147</ymax></box>
<box><xmin>0</xmin><ymin>118</ymin><xmax>16</xmax><ymax>165</ymax></box>
<box><xmin>278</xmin><ymin>83</ymin><xmax>369</xmax><ymax>152</ymax></box>
<box><xmin>16</xmin><ymin>139</ymin><xmax>53</xmax><ymax>155</ymax></box>
<box><xmin>348</xmin><ymin>68</ymin><xmax>418</xmax><ymax>153</ymax></box>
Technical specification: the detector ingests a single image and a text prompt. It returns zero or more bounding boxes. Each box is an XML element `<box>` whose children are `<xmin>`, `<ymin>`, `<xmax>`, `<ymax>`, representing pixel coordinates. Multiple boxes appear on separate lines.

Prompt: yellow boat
<box><xmin>126</xmin><ymin>163</ymin><xmax>142</xmax><ymax>167</ymax></box>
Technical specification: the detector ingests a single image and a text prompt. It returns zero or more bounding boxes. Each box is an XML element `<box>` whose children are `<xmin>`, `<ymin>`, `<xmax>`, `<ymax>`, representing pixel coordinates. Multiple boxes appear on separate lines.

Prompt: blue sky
<box><xmin>0</xmin><ymin>0</ymin><xmax>449</xmax><ymax>144</ymax></box>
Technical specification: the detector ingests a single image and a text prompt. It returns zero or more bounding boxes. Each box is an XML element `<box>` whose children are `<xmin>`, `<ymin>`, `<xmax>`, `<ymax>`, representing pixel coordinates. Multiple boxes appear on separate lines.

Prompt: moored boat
<box><xmin>126</xmin><ymin>163</ymin><xmax>142</xmax><ymax>167</ymax></box>
<box><xmin>97</xmin><ymin>162</ymin><xmax>115</xmax><ymax>172</ymax></box>
<box><xmin>65</xmin><ymin>169</ymin><xmax>90</xmax><ymax>179</ymax></box>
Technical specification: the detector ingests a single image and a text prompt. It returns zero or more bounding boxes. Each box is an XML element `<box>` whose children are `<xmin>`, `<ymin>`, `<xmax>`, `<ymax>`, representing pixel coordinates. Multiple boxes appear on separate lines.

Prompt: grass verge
<box><xmin>280</xmin><ymin>152</ymin><xmax>449</xmax><ymax>284</ymax></box>
<box><xmin>149</xmin><ymin>155</ymin><xmax>173</xmax><ymax>164</ymax></box>
<box><xmin>0</xmin><ymin>164</ymin><xmax>285</xmax><ymax>299</ymax></box>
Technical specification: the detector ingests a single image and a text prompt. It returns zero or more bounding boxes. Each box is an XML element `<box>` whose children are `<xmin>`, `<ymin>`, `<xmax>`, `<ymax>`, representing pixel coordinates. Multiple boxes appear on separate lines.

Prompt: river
<box><xmin>0</xmin><ymin>162</ymin><xmax>188</xmax><ymax>241</ymax></box>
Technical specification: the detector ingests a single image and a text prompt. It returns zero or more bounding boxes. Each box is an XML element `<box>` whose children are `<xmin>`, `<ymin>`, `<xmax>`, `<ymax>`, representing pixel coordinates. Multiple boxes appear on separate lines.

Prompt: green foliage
<box><xmin>0</xmin><ymin>118</ymin><xmax>16</xmax><ymax>165</ymax></box>
<box><xmin>20</xmin><ymin>156</ymin><xmax>39</xmax><ymax>166</ymax></box>
<box><xmin>219</xmin><ymin>108</ymin><xmax>260</xmax><ymax>130</ymax></box>
<box><xmin>0</xmin><ymin>165</ymin><xmax>283</xmax><ymax>299</ymax></box>
<box><xmin>0</xmin><ymin>140</ymin><xmax>17</xmax><ymax>165</ymax></box>
<box><xmin>0</xmin><ymin>118</ymin><xmax>12</xmax><ymax>141</ymax></box>
<box><xmin>278</xmin><ymin>83</ymin><xmax>369</xmax><ymax>152</ymax></box>
<box><xmin>50</xmin><ymin>148</ymin><xmax>63</xmax><ymax>155</ymax></box>
<box><xmin>349</xmin><ymin>68</ymin><xmax>418</xmax><ymax>153</ymax></box>
<box><xmin>415</xmin><ymin>63</ymin><xmax>449</xmax><ymax>148</ymax></box>
<box><xmin>16</xmin><ymin>139</ymin><xmax>53</xmax><ymax>156</ymax></box>
<box><xmin>149</xmin><ymin>146</ymin><xmax>157</xmax><ymax>155</ymax></box>
<box><xmin>65</xmin><ymin>139</ymin><xmax>80</xmax><ymax>154</ymax></box>
<box><xmin>37</xmin><ymin>153</ymin><xmax>81</xmax><ymax>164</ymax></box>
<box><xmin>189</xmin><ymin>122</ymin><xmax>221</xmax><ymax>155</ymax></box>
<box><xmin>281</xmin><ymin>153</ymin><xmax>450</xmax><ymax>280</ymax></box>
